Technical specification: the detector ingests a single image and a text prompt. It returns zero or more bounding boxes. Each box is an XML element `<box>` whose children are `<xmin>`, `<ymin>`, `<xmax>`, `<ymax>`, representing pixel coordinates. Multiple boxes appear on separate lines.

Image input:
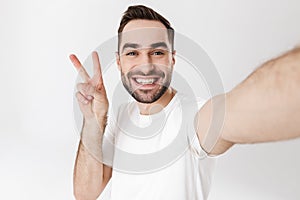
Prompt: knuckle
<box><xmin>77</xmin><ymin>83</ymin><xmax>90</xmax><ymax>93</ymax></box>
<box><xmin>76</xmin><ymin>83</ymin><xmax>83</xmax><ymax>90</ymax></box>
<box><xmin>75</xmin><ymin>91</ymin><xmax>81</xmax><ymax>97</ymax></box>
<box><xmin>86</xmin><ymin>84</ymin><xmax>95</xmax><ymax>95</ymax></box>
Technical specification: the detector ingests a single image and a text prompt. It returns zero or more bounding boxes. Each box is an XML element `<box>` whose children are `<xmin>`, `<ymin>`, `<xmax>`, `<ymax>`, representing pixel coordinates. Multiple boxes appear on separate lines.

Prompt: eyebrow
<box><xmin>150</xmin><ymin>42</ymin><xmax>168</xmax><ymax>49</ymax></box>
<box><xmin>121</xmin><ymin>42</ymin><xmax>169</xmax><ymax>53</ymax></box>
<box><xmin>121</xmin><ymin>43</ymin><xmax>141</xmax><ymax>52</ymax></box>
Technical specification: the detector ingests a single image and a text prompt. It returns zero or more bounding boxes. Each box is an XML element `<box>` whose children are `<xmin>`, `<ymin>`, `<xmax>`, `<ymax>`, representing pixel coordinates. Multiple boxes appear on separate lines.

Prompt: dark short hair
<box><xmin>117</xmin><ymin>5</ymin><xmax>174</xmax><ymax>52</ymax></box>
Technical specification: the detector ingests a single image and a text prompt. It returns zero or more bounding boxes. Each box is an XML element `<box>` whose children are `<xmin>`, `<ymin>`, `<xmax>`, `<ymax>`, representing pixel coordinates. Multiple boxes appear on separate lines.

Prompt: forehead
<box><xmin>123</xmin><ymin>19</ymin><xmax>166</xmax><ymax>31</ymax></box>
<box><xmin>120</xmin><ymin>20</ymin><xmax>170</xmax><ymax>49</ymax></box>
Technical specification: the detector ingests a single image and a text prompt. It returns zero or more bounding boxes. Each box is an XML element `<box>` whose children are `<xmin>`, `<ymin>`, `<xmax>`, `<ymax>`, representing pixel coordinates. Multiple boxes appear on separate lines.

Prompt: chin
<box><xmin>131</xmin><ymin>86</ymin><xmax>168</xmax><ymax>104</ymax></box>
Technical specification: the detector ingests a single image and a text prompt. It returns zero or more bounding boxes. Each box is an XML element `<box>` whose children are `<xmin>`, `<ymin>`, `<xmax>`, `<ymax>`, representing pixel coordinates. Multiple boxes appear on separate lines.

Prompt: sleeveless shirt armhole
<box><xmin>189</xmin><ymin>131</ymin><xmax>222</xmax><ymax>159</ymax></box>
<box><xmin>188</xmin><ymin>98</ymin><xmax>222</xmax><ymax>159</ymax></box>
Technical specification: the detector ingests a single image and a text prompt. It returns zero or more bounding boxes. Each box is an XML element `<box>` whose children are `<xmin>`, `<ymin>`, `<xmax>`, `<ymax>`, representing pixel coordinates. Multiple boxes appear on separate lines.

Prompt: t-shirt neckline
<box><xmin>136</xmin><ymin>92</ymin><xmax>180</xmax><ymax>119</ymax></box>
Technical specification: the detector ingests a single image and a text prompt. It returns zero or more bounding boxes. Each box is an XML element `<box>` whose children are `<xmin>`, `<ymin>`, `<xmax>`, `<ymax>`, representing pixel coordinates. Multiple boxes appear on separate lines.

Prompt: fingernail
<box><xmin>87</xmin><ymin>96</ymin><xmax>93</xmax><ymax>100</ymax></box>
<box><xmin>84</xmin><ymin>100</ymin><xmax>89</xmax><ymax>104</ymax></box>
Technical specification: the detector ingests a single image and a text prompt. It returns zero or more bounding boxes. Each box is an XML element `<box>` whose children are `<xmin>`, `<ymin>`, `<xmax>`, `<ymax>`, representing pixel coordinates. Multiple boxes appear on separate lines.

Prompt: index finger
<box><xmin>91</xmin><ymin>51</ymin><xmax>104</xmax><ymax>86</ymax></box>
<box><xmin>69</xmin><ymin>54</ymin><xmax>90</xmax><ymax>82</ymax></box>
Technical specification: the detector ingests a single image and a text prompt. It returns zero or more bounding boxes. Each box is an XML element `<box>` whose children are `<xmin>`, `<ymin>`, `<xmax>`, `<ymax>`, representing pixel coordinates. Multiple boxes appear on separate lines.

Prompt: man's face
<box><xmin>117</xmin><ymin>20</ymin><xmax>175</xmax><ymax>103</ymax></box>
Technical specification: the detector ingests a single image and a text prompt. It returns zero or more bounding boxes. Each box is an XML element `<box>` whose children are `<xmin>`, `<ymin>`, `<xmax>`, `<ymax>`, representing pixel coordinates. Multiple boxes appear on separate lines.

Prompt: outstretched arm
<box><xmin>196</xmin><ymin>47</ymin><xmax>300</xmax><ymax>155</ymax></box>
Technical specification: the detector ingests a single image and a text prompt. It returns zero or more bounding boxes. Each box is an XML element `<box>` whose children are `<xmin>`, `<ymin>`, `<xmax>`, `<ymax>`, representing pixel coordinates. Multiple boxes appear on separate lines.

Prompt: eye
<box><xmin>125</xmin><ymin>51</ymin><xmax>137</xmax><ymax>56</ymax></box>
<box><xmin>151</xmin><ymin>50</ymin><xmax>165</xmax><ymax>56</ymax></box>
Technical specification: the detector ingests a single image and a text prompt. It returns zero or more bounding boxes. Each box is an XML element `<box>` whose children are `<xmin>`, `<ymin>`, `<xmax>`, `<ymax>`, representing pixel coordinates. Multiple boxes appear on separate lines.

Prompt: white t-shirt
<box><xmin>100</xmin><ymin>93</ymin><xmax>217</xmax><ymax>200</ymax></box>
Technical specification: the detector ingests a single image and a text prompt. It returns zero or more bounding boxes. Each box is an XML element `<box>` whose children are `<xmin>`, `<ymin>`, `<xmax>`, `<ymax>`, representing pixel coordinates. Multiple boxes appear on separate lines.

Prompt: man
<box><xmin>70</xmin><ymin>5</ymin><xmax>300</xmax><ymax>200</ymax></box>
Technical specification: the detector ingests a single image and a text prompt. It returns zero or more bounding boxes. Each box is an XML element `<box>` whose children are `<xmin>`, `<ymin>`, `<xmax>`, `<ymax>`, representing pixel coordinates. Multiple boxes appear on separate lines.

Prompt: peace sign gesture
<box><xmin>70</xmin><ymin>51</ymin><xmax>109</xmax><ymax>126</ymax></box>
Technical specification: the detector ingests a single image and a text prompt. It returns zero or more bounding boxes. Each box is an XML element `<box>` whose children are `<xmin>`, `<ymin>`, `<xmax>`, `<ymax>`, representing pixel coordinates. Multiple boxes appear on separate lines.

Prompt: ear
<box><xmin>171</xmin><ymin>50</ymin><xmax>176</xmax><ymax>67</ymax></box>
<box><xmin>115</xmin><ymin>52</ymin><xmax>121</xmax><ymax>71</ymax></box>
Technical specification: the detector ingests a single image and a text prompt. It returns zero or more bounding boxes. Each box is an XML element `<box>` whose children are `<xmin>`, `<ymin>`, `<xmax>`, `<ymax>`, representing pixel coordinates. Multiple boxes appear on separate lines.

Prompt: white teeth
<box><xmin>135</xmin><ymin>78</ymin><xmax>155</xmax><ymax>84</ymax></box>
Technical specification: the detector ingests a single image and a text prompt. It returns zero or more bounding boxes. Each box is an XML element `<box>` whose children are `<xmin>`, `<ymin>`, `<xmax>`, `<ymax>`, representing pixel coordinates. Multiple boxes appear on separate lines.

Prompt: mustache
<box><xmin>127</xmin><ymin>68</ymin><xmax>165</xmax><ymax>78</ymax></box>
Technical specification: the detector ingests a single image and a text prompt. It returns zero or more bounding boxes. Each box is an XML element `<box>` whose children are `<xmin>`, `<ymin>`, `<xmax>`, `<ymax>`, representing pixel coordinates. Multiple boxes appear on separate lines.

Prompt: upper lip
<box><xmin>131</xmin><ymin>75</ymin><xmax>161</xmax><ymax>79</ymax></box>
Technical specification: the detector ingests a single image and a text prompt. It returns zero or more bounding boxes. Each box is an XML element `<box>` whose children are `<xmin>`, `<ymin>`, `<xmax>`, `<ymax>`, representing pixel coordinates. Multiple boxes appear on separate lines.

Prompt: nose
<box><xmin>138</xmin><ymin>52</ymin><xmax>154</xmax><ymax>75</ymax></box>
<box><xmin>140</xmin><ymin>51</ymin><xmax>152</xmax><ymax>65</ymax></box>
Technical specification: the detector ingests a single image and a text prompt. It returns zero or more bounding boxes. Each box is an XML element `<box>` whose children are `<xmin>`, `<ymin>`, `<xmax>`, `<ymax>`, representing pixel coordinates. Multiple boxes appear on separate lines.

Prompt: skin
<box><xmin>70</xmin><ymin>52</ymin><xmax>111</xmax><ymax>200</ymax></box>
<box><xmin>116</xmin><ymin>20</ymin><xmax>176</xmax><ymax>114</ymax></box>
<box><xmin>71</xmin><ymin>19</ymin><xmax>300</xmax><ymax>199</ymax></box>
<box><xmin>196</xmin><ymin>47</ymin><xmax>300</xmax><ymax>155</ymax></box>
<box><xmin>71</xmin><ymin>20</ymin><xmax>176</xmax><ymax>199</ymax></box>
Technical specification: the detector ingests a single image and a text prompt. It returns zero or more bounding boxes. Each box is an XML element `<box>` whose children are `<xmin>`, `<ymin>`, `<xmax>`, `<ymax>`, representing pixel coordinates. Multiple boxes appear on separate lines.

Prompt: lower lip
<box><xmin>131</xmin><ymin>78</ymin><xmax>161</xmax><ymax>90</ymax></box>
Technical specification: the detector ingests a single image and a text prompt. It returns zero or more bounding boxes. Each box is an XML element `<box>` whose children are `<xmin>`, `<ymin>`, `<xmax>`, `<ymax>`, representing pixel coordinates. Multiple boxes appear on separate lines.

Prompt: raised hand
<box><xmin>70</xmin><ymin>51</ymin><xmax>109</xmax><ymax>127</ymax></box>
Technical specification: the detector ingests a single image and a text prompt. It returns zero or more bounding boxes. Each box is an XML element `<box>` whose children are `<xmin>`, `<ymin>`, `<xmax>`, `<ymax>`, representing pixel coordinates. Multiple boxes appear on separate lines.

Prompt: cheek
<box><xmin>119</xmin><ymin>59</ymin><xmax>134</xmax><ymax>74</ymax></box>
<box><xmin>160</xmin><ymin>55</ymin><xmax>173</xmax><ymax>65</ymax></box>
<box><xmin>157</xmin><ymin>56</ymin><xmax>174</xmax><ymax>70</ymax></box>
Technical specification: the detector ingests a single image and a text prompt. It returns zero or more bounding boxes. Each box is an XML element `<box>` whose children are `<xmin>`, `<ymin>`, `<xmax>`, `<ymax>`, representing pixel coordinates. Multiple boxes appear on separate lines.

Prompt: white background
<box><xmin>1</xmin><ymin>0</ymin><xmax>300</xmax><ymax>199</ymax></box>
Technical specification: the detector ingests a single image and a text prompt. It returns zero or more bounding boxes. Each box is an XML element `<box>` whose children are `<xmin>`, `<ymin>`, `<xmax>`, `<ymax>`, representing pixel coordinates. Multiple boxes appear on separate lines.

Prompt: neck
<box><xmin>137</xmin><ymin>88</ymin><xmax>176</xmax><ymax>115</ymax></box>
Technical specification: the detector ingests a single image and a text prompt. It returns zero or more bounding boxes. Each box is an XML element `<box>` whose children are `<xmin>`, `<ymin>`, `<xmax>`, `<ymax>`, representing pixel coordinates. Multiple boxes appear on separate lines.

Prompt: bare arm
<box><xmin>74</xmin><ymin>119</ymin><xmax>112</xmax><ymax>200</ymax></box>
<box><xmin>196</xmin><ymin>47</ymin><xmax>300</xmax><ymax>155</ymax></box>
<box><xmin>70</xmin><ymin>52</ymin><xmax>112</xmax><ymax>199</ymax></box>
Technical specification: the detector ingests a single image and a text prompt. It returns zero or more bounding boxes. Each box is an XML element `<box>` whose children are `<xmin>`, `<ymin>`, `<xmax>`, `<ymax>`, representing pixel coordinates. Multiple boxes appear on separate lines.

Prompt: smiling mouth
<box><xmin>131</xmin><ymin>76</ymin><xmax>162</xmax><ymax>90</ymax></box>
<box><xmin>135</xmin><ymin>77</ymin><xmax>158</xmax><ymax>84</ymax></box>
